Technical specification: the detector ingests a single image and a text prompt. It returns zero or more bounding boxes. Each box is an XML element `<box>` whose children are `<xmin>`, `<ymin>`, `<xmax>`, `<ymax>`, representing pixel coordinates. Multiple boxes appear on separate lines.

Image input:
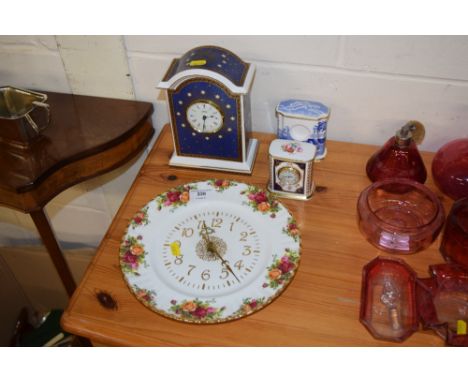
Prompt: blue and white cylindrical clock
<box><xmin>158</xmin><ymin>46</ymin><xmax>258</xmax><ymax>173</ymax></box>
<box><xmin>276</xmin><ymin>99</ymin><xmax>330</xmax><ymax>160</ymax></box>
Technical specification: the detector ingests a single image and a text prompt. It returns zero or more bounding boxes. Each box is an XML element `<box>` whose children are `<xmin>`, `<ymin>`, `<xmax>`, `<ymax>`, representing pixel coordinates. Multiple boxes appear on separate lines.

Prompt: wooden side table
<box><xmin>0</xmin><ymin>91</ymin><xmax>154</xmax><ymax>296</ymax></box>
<box><xmin>61</xmin><ymin>125</ymin><xmax>452</xmax><ymax>346</ymax></box>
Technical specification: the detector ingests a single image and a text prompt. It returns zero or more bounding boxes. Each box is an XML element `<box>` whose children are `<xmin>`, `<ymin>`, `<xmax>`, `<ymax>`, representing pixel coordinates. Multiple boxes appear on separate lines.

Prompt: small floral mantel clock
<box><xmin>119</xmin><ymin>180</ymin><xmax>301</xmax><ymax>323</ymax></box>
<box><xmin>158</xmin><ymin>46</ymin><xmax>258</xmax><ymax>173</ymax></box>
<box><xmin>268</xmin><ymin>139</ymin><xmax>316</xmax><ymax>200</ymax></box>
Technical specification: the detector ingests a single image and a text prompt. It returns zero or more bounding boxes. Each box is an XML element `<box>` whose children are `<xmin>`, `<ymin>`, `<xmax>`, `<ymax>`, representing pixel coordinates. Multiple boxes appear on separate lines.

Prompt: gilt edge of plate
<box><xmin>119</xmin><ymin>179</ymin><xmax>301</xmax><ymax>324</ymax></box>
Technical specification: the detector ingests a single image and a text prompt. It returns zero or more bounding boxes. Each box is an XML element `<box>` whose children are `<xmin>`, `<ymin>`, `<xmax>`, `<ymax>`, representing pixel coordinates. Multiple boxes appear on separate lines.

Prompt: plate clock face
<box><xmin>169</xmin><ymin>79</ymin><xmax>241</xmax><ymax>161</ymax></box>
<box><xmin>119</xmin><ymin>180</ymin><xmax>301</xmax><ymax>324</ymax></box>
<box><xmin>163</xmin><ymin>209</ymin><xmax>263</xmax><ymax>295</ymax></box>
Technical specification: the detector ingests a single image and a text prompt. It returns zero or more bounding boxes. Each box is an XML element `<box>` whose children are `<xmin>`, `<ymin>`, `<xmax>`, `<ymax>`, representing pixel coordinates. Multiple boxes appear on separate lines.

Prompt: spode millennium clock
<box><xmin>119</xmin><ymin>180</ymin><xmax>301</xmax><ymax>323</ymax></box>
<box><xmin>158</xmin><ymin>46</ymin><xmax>258</xmax><ymax>173</ymax></box>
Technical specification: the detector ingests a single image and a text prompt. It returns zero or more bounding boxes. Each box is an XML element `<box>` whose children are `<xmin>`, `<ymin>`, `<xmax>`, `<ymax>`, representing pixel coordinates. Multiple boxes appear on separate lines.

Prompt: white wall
<box><xmin>127</xmin><ymin>35</ymin><xmax>468</xmax><ymax>150</ymax></box>
<box><xmin>0</xmin><ymin>36</ymin><xmax>155</xmax><ymax>248</ymax></box>
<box><xmin>1</xmin><ymin>35</ymin><xmax>467</xmax><ymax>248</ymax></box>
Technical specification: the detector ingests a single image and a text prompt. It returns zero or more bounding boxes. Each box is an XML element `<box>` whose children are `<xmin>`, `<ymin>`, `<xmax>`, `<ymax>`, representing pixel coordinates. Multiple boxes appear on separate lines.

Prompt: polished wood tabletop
<box><xmin>0</xmin><ymin>91</ymin><xmax>154</xmax><ymax>296</ymax></box>
<box><xmin>62</xmin><ymin>124</ymin><xmax>452</xmax><ymax>346</ymax></box>
<box><xmin>0</xmin><ymin>91</ymin><xmax>154</xmax><ymax>212</ymax></box>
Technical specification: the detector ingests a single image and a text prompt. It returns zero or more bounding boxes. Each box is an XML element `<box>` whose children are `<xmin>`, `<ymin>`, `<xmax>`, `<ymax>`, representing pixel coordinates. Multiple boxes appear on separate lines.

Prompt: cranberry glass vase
<box><xmin>432</xmin><ymin>138</ymin><xmax>468</xmax><ymax>200</ymax></box>
<box><xmin>366</xmin><ymin>137</ymin><xmax>427</xmax><ymax>183</ymax></box>
<box><xmin>357</xmin><ymin>179</ymin><xmax>445</xmax><ymax>254</ymax></box>
<box><xmin>440</xmin><ymin>197</ymin><xmax>468</xmax><ymax>269</ymax></box>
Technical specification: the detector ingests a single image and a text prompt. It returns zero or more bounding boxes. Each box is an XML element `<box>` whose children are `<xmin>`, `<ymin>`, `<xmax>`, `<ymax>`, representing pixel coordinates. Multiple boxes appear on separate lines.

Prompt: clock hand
<box><xmin>200</xmin><ymin>222</ymin><xmax>240</xmax><ymax>283</ymax></box>
<box><xmin>200</xmin><ymin>221</ymin><xmax>214</xmax><ymax>237</ymax></box>
<box><xmin>206</xmin><ymin>241</ymin><xmax>241</xmax><ymax>283</ymax></box>
<box><xmin>202</xmin><ymin>115</ymin><xmax>207</xmax><ymax>132</ymax></box>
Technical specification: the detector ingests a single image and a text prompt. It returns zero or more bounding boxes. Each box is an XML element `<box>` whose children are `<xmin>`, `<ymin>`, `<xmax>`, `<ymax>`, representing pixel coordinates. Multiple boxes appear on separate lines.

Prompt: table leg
<box><xmin>30</xmin><ymin>208</ymin><xmax>76</xmax><ymax>297</ymax></box>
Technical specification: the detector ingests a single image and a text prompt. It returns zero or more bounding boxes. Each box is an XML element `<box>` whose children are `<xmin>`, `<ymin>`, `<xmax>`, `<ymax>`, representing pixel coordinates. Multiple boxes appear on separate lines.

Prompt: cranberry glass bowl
<box><xmin>440</xmin><ymin>197</ymin><xmax>468</xmax><ymax>269</ymax></box>
<box><xmin>432</xmin><ymin>138</ymin><xmax>468</xmax><ymax>200</ymax></box>
<box><xmin>357</xmin><ymin>179</ymin><xmax>445</xmax><ymax>254</ymax></box>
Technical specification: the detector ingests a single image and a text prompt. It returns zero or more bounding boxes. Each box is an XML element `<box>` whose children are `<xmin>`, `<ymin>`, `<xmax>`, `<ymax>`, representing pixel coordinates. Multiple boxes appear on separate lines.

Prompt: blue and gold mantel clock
<box><xmin>158</xmin><ymin>46</ymin><xmax>258</xmax><ymax>173</ymax></box>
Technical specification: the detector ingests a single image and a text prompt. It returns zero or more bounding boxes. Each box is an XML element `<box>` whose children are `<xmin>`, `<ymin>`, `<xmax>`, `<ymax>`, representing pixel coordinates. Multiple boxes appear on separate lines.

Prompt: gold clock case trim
<box><xmin>168</xmin><ymin>77</ymin><xmax>243</xmax><ymax>163</ymax></box>
<box><xmin>267</xmin><ymin>186</ymin><xmax>315</xmax><ymax>201</ymax></box>
<box><xmin>119</xmin><ymin>180</ymin><xmax>301</xmax><ymax>324</ymax></box>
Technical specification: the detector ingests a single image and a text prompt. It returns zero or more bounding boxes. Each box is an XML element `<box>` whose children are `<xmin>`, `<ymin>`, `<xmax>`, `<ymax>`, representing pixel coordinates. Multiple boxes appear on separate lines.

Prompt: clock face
<box><xmin>161</xmin><ymin>208</ymin><xmax>263</xmax><ymax>296</ymax></box>
<box><xmin>275</xmin><ymin>162</ymin><xmax>304</xmax><ymax>193</ymax></box>
<box><xmin>273</xmin><ymin>160</ymin><xmax>306</xmax><ymax>194</ymax></box>
<box><xmin>186</xmin><ymin>101</ymin><xmax>223</xmax><ymax>133</ymax></box>
<box><xmin>120</xmin><ymin>180</ymin><xmax>301</xmax><ymax>324</ymax></box>
<box><xmin>278</xmin><ymin>166</ymin><xmax>301</xmax><ymax>186</ymax></box>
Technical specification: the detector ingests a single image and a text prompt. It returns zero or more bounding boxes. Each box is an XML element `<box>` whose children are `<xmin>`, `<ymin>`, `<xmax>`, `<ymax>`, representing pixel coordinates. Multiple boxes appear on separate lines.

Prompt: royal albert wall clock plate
<box><xmin>119</xmin><ymin>180</ymin><xmax>301</xmax><ymax>324</ymax></box>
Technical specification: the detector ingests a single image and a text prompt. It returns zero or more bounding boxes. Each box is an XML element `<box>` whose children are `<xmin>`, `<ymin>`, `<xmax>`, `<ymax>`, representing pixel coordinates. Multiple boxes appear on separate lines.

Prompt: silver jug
<box><xmin>0</xmin><ymin>86</ymin><xmax>50</xmax><ymax>148</ymax></box>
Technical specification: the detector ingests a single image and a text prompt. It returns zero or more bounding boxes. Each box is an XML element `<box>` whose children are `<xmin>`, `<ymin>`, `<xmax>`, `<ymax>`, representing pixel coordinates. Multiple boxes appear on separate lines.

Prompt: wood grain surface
<box><xmin>61</xmin><ymin>125</ymin><xmax>453</xmax><ymax>346</ymax></box>
<box><xmin>0</xmin><ymin>91</ymin><xmax>154</xmax><ymax>213</ymax></box>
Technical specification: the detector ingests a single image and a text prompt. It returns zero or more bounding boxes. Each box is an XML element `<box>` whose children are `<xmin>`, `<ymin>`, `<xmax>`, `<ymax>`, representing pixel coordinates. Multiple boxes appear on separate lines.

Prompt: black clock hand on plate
<box><xmin>200</xmin><ymin>222</ymin><xmax>240</xmax><ymax>283</ymax></box>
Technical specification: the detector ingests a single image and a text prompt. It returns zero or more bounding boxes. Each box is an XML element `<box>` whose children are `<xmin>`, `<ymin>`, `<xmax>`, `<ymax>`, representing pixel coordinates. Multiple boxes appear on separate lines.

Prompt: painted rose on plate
<box><xmin>263</xmin><ymin>248</ymin><xmax>300</xmax><ymax>289</ymax></box>
<box><xmin>130</xmin><ymin>206</ymin><xmax>149</xmax><ymax>228</ymax></box>
<box><xmin>208</xmin><ymin>179</ymin><xmax>238</xmax><ymax>192</ymax></box>
<box><xmin>241</xmin><ymin>185</ymin><xmax>280</xmax><ymax>218</ymax></box>
<box><xmin>132</xmin><ymin>285</ymin><xmax>157</xmax><ymax>308</ymax></box>
<box><xmin>283</xmin><ymin>218</ymin><xmax>300</xmax><ymax>242</ymax></box>
<box><xmin>169</xmin><ymin>299</ymin><xmax>225</xmax><ymax>322</ymax></box>
<box><xmin>155</xmin><ymin>184</ymin><xmax>197</xmax><ymax>211</ymax></box>
<box><xmin>234</xmin><ymin>297</ymin><xmax>266</xmax><ymax>316</ymax></box>
<box><xmin>120</xmin><ymin>235</ymin><xmax>148</xmax><ymax>276</ymax></box>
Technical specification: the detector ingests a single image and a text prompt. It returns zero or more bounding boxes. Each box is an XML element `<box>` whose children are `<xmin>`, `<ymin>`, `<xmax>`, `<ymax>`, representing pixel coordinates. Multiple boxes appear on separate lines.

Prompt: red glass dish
<box><xmin>360</xmin><ymin>257</ymin><xmax>419</xmax><ymax>342</ymax></box>
<box><xmin>432</xmin><ymin>138</ymin><xmax>468</xmax><ymax>200</ymax></box>
<box><xmin>366</xmin><ymin>136</ymin><xmax>427</xmax><ymax>183</ymax></box>
<box><xmin>440</xmin><ymin>197</ymin><xmax>468</xmax><ymax>269</ymax></box>
<box><xmin>357</xmin><ymin>179</ymin><xmax>445</xmax><ymax>254</ymax></box>
<box><xmin>417</xmin><ymin>264</ymin><xmax>468</xmax><ymax>346</ymax></box>
<box><xmin>361</xmin><ymin>258</ymin><xmax>468</xmax><ymax>345</ymax></box>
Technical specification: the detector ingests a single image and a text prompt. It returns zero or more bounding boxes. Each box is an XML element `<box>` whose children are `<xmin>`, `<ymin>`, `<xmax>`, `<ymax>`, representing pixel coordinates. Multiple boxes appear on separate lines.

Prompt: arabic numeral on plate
<box><xmin>187</xmin><ymin>264</ymin><xmax>196</xmax><ymax>276</ymax></box>
<box><xmin>174</xmin><ymin>256</ymin><xmax>183</xmax><ymax>265</ymax></box>
<box><xmin>182</xmin><ymin>227</ymin><xmax>194</xmax><ymax>237</ymax></box>
<box><xmin>211</xmin><ymin>218</ymin><xmax>223</xmax><ymax>228</ymax></box>
<box><xmin>201</xmin><ymin>269</ymin><xmax>211</xmax><ymax>281</ymax></box>
<box><xmin>240</xmin><ymin>231</ymin><xmax>248</xmax><ymax>242</ymax></box>
<box><xmin>220</xmin><ymin>268</ymin><xmax>229</xmax><ymax>279</ymax></box>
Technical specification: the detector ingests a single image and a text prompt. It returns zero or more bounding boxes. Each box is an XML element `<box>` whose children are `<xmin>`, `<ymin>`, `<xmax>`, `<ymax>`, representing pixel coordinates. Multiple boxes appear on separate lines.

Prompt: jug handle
<box><xmin>26</xmin><ymin>101</ymin><xmax>50</xmax><ymax>133</ymax></box>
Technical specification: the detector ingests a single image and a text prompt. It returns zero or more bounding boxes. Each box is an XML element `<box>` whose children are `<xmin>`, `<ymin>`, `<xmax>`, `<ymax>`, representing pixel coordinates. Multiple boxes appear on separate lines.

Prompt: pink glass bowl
<box><xmin>432</xmin><ymin>138</ymin><xmax>468</xmax><ymax>200</ymax></box>
<box><xmin>357</xmin><ymin>179</ymin><xmax>445</xmax><ymax>254</ymax></box>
